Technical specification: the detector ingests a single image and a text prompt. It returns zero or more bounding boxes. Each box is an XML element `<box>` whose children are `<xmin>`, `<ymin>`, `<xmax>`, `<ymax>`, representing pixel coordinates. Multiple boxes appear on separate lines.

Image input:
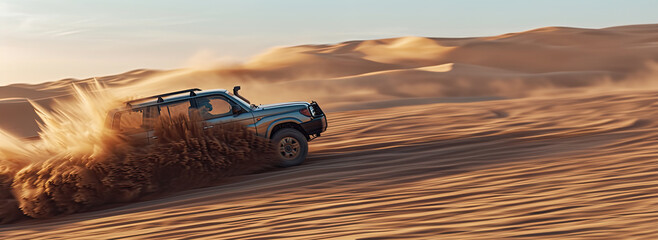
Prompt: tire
<box><xmin>271</xmin><ymin>128</ymin><xmax>308</xmax><ymax>167</ymax></box>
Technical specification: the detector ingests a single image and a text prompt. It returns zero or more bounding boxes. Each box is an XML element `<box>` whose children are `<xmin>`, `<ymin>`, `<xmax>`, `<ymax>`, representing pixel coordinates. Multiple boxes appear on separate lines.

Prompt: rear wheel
<box><xmin>271</xmin><ymin>128</ymin><xmax>308</xmax><ymax>167</ymax></box>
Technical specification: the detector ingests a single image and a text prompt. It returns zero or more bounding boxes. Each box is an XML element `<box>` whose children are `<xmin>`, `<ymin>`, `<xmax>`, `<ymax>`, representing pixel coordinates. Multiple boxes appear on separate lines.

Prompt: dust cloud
<box><xmin>0</xmin><ymin>84</ymin><xmax>275</xmax><ymax>223</ymax></box>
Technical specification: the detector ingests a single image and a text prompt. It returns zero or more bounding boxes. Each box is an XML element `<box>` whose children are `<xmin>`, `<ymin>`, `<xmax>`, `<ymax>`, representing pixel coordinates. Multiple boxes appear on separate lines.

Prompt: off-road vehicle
<box><xmin>106</xmin><ymin>87</ymin><xmax>327</xmax><ymax>167</ymax></box>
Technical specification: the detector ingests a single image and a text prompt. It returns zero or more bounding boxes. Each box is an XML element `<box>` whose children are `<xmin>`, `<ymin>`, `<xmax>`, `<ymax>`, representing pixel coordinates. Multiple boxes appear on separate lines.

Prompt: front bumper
<box><xmin>301</xmin><ymin>115</ymin><xmax>327</xmax><ymax>136</ymax></box>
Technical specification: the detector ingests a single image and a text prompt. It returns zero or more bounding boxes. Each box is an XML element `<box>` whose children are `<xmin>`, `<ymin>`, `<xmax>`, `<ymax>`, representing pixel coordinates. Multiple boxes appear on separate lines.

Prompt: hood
<box><xmin>254</xmin><ymin>101</ymin><xmax>309</xmax><ymax>110</ymax></box>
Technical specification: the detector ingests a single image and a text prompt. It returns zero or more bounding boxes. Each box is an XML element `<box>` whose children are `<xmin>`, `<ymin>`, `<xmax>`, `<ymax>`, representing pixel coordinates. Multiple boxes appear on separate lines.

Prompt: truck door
<box><xmin>193</xmin><ymin>95</ymin><xmax>255</xmax><ymax>130</ymax></box>
<box><xmin>151</xmin><ymin>99</ymin><xmax>194</xmax><ymax>143</ymax></box>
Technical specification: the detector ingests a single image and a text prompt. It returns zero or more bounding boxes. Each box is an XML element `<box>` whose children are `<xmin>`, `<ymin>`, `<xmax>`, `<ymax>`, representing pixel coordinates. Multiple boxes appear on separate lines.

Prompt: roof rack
<box><xmin>126</xmin><ymin>88</ymin><xmax>202</xmax><ymax>107</ymax></box>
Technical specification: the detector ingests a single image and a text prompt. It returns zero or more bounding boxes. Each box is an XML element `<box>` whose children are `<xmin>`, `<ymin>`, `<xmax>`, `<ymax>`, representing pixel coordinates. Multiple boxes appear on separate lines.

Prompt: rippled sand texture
<box><xmin>2</xmin><ymin>89</ymin><xmax>658</xmax><ymax>239</ymax></box>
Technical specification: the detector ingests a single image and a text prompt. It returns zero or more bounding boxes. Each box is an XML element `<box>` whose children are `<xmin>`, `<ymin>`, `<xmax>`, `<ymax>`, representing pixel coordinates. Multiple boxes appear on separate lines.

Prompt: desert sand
<box><xmin>0</xmin><ymin>24</ymin><xmax>658</xmax><ymax>239</ymax></box>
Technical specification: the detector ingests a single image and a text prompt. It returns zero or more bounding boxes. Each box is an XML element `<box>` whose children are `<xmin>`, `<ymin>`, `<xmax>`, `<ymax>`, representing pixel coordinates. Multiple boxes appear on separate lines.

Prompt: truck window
<box><xmin>113</xmin><ymin>106</ymin><xmax>159</xmax><ymax>133</ymax></box>
<box><xmin>194</xmin><ymin>96</ymin><xmax>232</xmax><ymax>119</ymax></box>
<box><xmin>142</xmin><ymin>106</ymin><xmax>159</xmax><ymax>129</ymax></box>
<box><xmin>118</xmin><ymin>109</ymin><xmax>144</xmax><ymax>133</ymax></box>
<box><xmin>161</xmin><ymin>100</ymin><xmax>191</xmax><ymax>118</ymax></box>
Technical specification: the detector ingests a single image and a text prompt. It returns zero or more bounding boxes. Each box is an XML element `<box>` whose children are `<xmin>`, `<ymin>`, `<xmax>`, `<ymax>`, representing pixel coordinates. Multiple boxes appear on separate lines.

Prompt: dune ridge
<box><xmin>2</xmin><ymin>24</ymin><xmax>658</xmax><ymax>137</ymax></box>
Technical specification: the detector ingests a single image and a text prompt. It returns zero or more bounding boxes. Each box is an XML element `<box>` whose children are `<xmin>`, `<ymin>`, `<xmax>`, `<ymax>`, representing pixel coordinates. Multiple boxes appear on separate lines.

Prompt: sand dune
<box><xmin>3</xmin><ymin>24</ymin><xmax>657</xmax><ymax>138</ymax></box>
<box><xmin>1</xmin><ymin>24</ymin><xmax>658</xmax><ymax>238</ymax></box>
<box><xmin>3</xmin><ymin>89</ymin><xmax>658</xmax><ymax>238</ymax></box>
<box><xmin>0</xmin><ymin>24</ymin><xmax>658</xmax><ymax>131</ymax></box>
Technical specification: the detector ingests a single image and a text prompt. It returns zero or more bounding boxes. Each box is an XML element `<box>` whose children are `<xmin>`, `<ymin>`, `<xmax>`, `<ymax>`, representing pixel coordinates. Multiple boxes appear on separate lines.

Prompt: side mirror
<box><xmin>232</xmin><ymin>105</ymin><xmax>242</xmax><ymax>115</ymax></box>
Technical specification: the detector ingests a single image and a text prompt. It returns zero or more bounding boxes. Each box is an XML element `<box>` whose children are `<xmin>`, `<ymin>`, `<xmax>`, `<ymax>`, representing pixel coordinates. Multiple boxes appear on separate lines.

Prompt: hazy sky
<box><xmin>1</xmin><ymin>0</ymin><xmax>657</xmax><ymax>85</ymax></box>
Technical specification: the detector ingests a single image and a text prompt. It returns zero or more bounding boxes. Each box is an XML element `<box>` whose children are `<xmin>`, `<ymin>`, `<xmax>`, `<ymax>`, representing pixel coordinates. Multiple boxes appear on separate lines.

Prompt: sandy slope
<box><xmin>1</xmin><ymin>24</ymin><xmax>658</xmax><ymax>239</ymax></box>
<box><xmin>2</xmin><ymin>89</ymin><xmax>658</xmax><ymax>239</ymax></box>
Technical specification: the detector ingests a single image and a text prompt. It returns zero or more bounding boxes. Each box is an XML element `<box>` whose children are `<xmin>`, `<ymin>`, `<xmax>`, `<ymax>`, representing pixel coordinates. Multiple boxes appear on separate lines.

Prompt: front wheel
<box><xmin>271</xmin><ymin>128</ymin><xmax>308</xmax><ymax>167</ymax></box>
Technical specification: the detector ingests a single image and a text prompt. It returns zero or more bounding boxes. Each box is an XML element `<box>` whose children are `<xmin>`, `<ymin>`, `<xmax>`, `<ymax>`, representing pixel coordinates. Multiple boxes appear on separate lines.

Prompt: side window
<box><xmin>161</xmin><ymin>100</ymin><xmax>191</xmax><ymax>118</ymax></box>
<box><xmin>194</xmin><ymin>96</ymin><xmax>232</xmax><ymax>119</ymax></box>
<box><xmin>142</xmin><ymin>106</ymin><xmax>159</xmax><ymax>129</ymax></box>
<box><xmin>113</xmin><ymin>106</ymin><xmax>159</xmax><ymax>133</ymax></box>
<box><xmin>118</xmin><ymin>108</ymin><xmax>144</xmax><ymax>133</ymax></box>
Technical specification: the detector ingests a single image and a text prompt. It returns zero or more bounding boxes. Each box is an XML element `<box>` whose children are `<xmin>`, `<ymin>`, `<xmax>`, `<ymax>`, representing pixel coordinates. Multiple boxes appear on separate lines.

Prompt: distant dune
<box><xmin>1</xmin><ymin>24</ymin><xmax>658</xmax><ymax>239</ymax></box>
<box><xmin>2</xmin><ymin>24</ymin><xmax>657</xmax><ymax>137</ymax></box>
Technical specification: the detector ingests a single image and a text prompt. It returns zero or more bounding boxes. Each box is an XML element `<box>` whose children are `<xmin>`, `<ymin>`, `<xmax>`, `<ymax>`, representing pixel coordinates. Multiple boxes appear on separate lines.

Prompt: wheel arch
<box><xmin>268</xmin><ymin>119</ymin><xmax>307</xmax><ymax>139</ymax></box>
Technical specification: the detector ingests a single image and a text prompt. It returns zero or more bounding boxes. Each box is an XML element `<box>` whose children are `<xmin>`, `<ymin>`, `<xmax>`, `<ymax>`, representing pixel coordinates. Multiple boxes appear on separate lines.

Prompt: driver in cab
<box><xmin>190</xmin><ymin>98</ymin><xmax>217</xmax><ymax>119</ymax></box>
